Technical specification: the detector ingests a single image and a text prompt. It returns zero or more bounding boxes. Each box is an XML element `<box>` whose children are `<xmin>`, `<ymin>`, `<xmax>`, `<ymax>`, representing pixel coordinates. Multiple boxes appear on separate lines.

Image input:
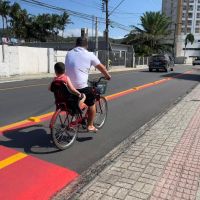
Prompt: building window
<box><xmin>195</xmin><ymin>28</ymin><xmax>200</xmax><ymax>33</ymax></box>
<box><xmin>188</xmin><ymin>13</ymin><xmax>193</xmax><ymax>18</ymax></box>
<box><xmin>197</xmin><ymin>13</ymin><xmax>200</xmax><ymax>18</ymax></box>
<box><xmin>196</xmin><ymin>20</ymin><xmax>200</xmax><ymax>26</ymax></box>
<box><xmin>183</xmin><ymin>5</ymin><xmax>187</xmax><ymax>11</ymax></box>
<box><xmin>187</xmin><ymin>20</ymin><xmax>192</xmax><ymax>25</ymax></box>
<box><xmin>190</xmin><ymin>0</ymin><xmax>194</xmax><ymax>3</ymax></box>
<box><xmin>187</xmin><ymin>28</ymin><xmax>191</xmax><ymax>33</ymax></box>
<box><xmin>189</xmin><ymin>5</ymin><xmax>193</xmax><ymax>11</ymax></box>
<box><xmin>198</xmin><ymin>5</ymin><xmax>200</xmax><ymax>11</ymax></box>
<box><xmin>181</xmin><ymin>28</ymin><xmax>185</xmax><ymax>33</ymax></box>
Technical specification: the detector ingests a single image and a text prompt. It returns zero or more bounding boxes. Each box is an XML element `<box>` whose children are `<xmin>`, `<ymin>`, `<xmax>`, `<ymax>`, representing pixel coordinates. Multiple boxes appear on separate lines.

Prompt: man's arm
<box><xmin>96</xmin><ymin>63</ymin><xmax>111</xmax><ymax>80</ymax></box>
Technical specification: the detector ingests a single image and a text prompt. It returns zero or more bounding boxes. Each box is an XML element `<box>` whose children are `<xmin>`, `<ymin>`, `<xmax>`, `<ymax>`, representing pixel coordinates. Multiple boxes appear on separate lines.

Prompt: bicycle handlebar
<box><xmin>97</xmin><ymin>76</ymin><xmax>106</xmax><ymax>83</ymax></box>
<box><xmin>88</xmin><ymin>76</ymin><xmax>106</xmax><ymax>85</ymax></box>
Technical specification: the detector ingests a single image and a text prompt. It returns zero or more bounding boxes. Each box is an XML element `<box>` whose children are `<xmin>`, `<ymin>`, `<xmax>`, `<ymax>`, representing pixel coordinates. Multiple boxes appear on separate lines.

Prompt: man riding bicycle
<box><xmin>65</xmin><ymin>37</ymin><xmax>111</xmax><ymax>132</ymax></box>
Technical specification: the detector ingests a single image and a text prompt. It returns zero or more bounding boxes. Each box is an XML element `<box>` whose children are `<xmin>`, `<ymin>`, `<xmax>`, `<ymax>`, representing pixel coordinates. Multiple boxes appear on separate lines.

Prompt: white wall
<box><xmin>54</xmin><ymin>50</ymin><xmax>67</xmax><ymax>63</ymax></box>
<box><xmin>0</xmin><ymin>45</ymin><xmax>56</xmax><ymax>77</ymax></box>
<box><xmin>18</xmin><ymin>46</ymin><xmax>48</xmax><ymax>74</ymax></box>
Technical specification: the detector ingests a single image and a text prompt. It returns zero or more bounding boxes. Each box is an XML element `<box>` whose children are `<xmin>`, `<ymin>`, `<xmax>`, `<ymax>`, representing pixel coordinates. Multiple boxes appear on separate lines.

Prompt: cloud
<box><xmin>61</xmin><ymin>28</ymin><xmax>103</xmax><ymax>37</ymax></box>
<box><xmin>111</xmin><ymin>35</ymin><xmax>125</xmax><ymax>39</ymax></box>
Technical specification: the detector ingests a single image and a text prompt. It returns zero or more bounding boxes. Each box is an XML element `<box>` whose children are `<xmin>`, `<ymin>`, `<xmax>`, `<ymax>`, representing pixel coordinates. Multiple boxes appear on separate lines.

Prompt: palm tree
<box><xmin>60</xmin><ymin>12</ymin><xmax>70</xmax><ymax>38</ymax></box>
<box><xmin>0</xmin><ymin>0</ymin><xmax>10</xmax><ymax>35</ymax></box>
<box><xmin>124</xmin><ymin>11</ymin><xmax>171</xmax><ymax>56</ymax></box>
<box><xmin>184</xmin><ymin>33</ymin><xmax>194</xmax><ymax>58</ymax></box>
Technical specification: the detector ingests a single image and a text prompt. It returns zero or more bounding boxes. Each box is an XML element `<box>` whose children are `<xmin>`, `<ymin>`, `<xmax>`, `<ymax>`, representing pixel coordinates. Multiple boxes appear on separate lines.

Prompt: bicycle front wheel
<box><xmin>94</xmin><ymin>96</ymin><xmax>108</xmax><ymax>129</ymax></box>
<box><xmin>50</xmin><ymin>109</ymin><xmax>78</xmax><ymax>150</ymax></box>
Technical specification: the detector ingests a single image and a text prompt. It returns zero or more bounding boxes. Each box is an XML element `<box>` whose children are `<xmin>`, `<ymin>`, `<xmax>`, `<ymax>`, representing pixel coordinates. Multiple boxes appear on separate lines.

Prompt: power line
<box><xmin>19</xmin><ymin>0</ymin><xmax>104</xmax><ymax>22</ymax></box>
<box><xmin>109</xmin><ymin>0</ymin><xmax>126</xmax><ymax>16</ymax></box>
<box><xmin>17</xmin><ymin>0</ymin><xmax>131</xmax><ymax>32</ymax></box>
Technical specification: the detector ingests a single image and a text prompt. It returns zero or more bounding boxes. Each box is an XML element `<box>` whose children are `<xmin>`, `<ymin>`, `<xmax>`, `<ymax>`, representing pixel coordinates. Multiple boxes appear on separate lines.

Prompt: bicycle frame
<box><xmin>49</xmin><ymin>76</ymin><xmax>108</xmax><ymax>150</ymax></box>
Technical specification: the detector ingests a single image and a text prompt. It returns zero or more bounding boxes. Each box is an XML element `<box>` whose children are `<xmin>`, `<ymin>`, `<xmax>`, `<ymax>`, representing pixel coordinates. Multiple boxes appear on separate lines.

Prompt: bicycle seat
<box><xmin>50</xmin><ymin>80</ymin><xmax>82</xmax><ymax>115</ymax></box>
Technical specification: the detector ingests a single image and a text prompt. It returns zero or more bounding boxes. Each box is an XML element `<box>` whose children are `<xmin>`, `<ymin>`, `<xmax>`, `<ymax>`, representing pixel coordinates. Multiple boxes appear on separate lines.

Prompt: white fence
<box><xmin>134</xmin><ymin>57</ymin><xmax>149</xmax><ymax>67</ymax></box>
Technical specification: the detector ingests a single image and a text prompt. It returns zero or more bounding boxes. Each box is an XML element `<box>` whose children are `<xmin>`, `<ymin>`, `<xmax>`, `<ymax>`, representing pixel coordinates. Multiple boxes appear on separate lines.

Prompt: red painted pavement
<box><xmin>0</xmin><ymin>146</ymin><xmax>17</xmax><ymax>160</ymax></box>
<box><xmin>0</xmin><ymin>147</ymin><xmax>79</xmax><ymax>200</ymax></box>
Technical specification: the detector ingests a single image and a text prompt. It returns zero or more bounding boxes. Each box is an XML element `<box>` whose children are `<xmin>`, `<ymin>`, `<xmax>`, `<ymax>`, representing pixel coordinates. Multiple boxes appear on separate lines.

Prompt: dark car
<box><xmin>148</xmin><ymin>54</ymin><xmax>174</xmax><ymax>72</ymax></box>
<box><xmin>192</xmin><ymin>58</ymin><xmax>200</xmax><ymax>66</ymax></box>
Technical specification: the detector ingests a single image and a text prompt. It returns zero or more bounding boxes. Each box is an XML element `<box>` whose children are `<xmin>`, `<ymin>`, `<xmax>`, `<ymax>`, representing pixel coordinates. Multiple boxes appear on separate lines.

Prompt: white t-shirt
<box><xmin>65</xmin><ymin>47</ymin><xmax>101</xmax><ymax>89</ymax></box>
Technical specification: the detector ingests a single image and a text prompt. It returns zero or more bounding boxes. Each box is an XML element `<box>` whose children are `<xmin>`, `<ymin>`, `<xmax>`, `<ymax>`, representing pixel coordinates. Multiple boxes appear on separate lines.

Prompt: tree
<box><xmin>0</xmin><ymin>0</ymin><xmax>10</xmax><ymax>35</ymax></box>
<box><xmin>4</xmin><ymin>1</ymin><xmax>71</xmax><ymax>42</ymax></box>
<box><xmin>59</xmin><ymin>12</ymin><xmax>71</xmax><ymax>38</ymax></box>
<box><xmin>123</xmin><ymin>12</ymin><xmax>171</xmax><ymax>56</ymax></box>
<box><xmin>184</xmin><ymin>33</ymin><xmax>194</xmax><ymax>58</ymax></box>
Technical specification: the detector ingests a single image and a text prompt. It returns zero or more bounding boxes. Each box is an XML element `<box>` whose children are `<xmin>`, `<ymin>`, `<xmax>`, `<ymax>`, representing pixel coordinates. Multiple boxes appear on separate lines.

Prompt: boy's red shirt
<box><xmin>53</xmin><ymin>74</ymin><xmax>68</xmax><ymax>84</ymax></box>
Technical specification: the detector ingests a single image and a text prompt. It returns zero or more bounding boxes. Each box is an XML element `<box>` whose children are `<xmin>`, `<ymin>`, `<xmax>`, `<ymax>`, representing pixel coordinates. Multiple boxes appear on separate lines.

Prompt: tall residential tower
<box><xmin>162</xmin><ymin>0</ymin><xmax>200</xmax><ymax>61</ymax></box>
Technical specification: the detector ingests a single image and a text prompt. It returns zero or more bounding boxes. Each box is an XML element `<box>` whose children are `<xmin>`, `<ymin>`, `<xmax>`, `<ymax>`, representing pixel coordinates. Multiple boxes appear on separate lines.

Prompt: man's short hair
<box><xmin>54</xmin><ymin>62</ymin><xmax>65</xmax><ymax>74</ymax></box>
<box><xmin>76</xmin><ymin>37</ymin><xmax>88</xmax><ymax>47</ymax></box>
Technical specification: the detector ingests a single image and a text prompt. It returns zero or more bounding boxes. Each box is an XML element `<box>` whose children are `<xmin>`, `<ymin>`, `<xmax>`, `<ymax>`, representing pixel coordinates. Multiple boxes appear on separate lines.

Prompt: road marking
<box><xmin>0</xmin><ymin>83</ymin><xmax>48</xmax><ymax>91</ymax></box>
<box><xmin>0</xmin><ymin>70</ymin><xmax>193</xmax><ymax>133</ymax></box>
<box><xmin>0</xmin><ymin>152</ymin><xmax>27</xmax><ymax>169</ymax></box>
<box><xmin>106</xmin><ymin>70</ymin><xmax>192</xmax><ymax>100</ymax></box>
<box><xmin>0</xmin><ymin>112</ymin><xmax>54</xmax><ymax>134</ymax></box>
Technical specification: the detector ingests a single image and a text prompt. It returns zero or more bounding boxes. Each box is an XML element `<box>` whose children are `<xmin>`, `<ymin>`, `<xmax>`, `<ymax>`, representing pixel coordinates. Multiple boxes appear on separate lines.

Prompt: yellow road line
<box><xmin>0</xmin><ymin>112</ymin><xmax>55</xmax><ymax>133</ymax></box>
<box><xmin>0</xmin><ymin>120</ymin><xmax>30</xmax><ymax>132</ymax></box>
<box><xmin>0</xmin><ymin>152</ymin><xmax>28</xmax><ymax>169</ymax></box>
<box><xmin>0</xmin><ymin>83</ymin><xmax>48</xmax><ymax>91</ymax></box>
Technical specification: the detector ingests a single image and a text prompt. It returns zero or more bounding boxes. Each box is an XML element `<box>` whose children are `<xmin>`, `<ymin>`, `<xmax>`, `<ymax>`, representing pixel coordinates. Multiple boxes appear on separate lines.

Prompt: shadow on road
<box><xmin>161</xmin><ymin>72</ymin><xmax>200</xmax><ymax>82</ymax></box>
<box><xmin>0</xmin><ymin>125</ymin><xmax>95</xmax><ymax>154</ymax></box>
<box><xmin>0</xmin><ymin>125</ymin><xmax>60</xmax><ymax>154</ymax></box>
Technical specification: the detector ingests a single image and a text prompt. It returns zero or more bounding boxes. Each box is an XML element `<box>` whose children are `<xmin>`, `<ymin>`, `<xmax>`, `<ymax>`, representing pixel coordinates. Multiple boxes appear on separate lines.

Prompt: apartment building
<box><xmin>162</xmin><ymin>0</ymin><xmax>200</xmax><ymax>62</ymax></box>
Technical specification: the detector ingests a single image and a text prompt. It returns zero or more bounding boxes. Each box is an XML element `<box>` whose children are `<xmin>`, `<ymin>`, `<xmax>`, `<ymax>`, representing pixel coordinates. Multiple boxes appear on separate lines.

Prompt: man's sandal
<box><xmin>87</xmin><ymin>126</ymin><xmax>98</xmax><ymax>133</ymax></box>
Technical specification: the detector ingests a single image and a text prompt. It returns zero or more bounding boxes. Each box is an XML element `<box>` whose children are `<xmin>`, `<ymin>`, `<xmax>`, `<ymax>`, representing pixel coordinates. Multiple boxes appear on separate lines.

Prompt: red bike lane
<box><xmin>0</xmin><ymin>145</ymin><xmax>78</xmax><ymax>200</ymax></box>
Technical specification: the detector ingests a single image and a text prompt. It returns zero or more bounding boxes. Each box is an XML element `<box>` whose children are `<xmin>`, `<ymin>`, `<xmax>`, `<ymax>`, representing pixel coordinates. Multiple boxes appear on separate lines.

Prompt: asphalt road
<box><xmin>0</xmin><ymin>65</ymin><xmax>200</xmax><ymax>174</ymax></box>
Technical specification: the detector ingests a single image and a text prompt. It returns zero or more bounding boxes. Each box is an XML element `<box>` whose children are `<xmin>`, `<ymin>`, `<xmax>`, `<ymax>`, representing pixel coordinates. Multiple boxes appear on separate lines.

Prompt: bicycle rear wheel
<box><xmin>94</xmin><ymin>96</ymin><xmax>108</xmax><ymax>129</ymax></box>
<box><xmin>50</xmin><ymin>109</ymin><xmax>78</xmax><ymax>150</ymax></box>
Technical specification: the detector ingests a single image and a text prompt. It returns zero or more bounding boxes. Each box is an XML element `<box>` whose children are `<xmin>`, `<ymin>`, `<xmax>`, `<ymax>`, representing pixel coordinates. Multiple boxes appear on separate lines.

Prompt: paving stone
<box><xmin>106</xmin><ymin>186</ymin><xmax>120</xmax><ymax>196</ymax></box>
<box><xmin>114</xmin><ymin>188</ymin><xmax>129</xmax><ymax>199</ymax></box>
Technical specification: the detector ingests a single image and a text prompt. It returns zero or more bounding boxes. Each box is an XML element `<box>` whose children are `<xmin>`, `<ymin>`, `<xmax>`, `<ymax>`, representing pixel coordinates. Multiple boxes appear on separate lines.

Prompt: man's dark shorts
<box><xmin>78</xmin><ymin>87</ymin><xmax>95</xmax><ymax>106</ymax></box>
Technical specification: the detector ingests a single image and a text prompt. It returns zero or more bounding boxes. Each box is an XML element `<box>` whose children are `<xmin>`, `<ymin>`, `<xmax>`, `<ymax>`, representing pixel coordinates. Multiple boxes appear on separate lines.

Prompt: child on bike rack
<box><xmin>49</xmin><ymin>62</ymin><xmax>86</xmax><ymax>108</ymax></box>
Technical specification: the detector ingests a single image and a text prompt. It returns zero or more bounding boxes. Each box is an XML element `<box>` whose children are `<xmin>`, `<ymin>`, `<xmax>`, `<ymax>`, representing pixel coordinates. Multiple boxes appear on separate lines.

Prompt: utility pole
<box><xmin>173</xmin><ymin>23</ymin><xmax>177</xmax><ymax>59</ymax></box>
<box><xmin>102</xmin><ymin>0</ymin><xmax>109</xmax><ymax>69</ymax></box>
<box><xmin>173</xmin><ymin>23</ymin><xmax>182</xmax><ymax>59</ymax></box>
<box><xmin>95</xmin><ymin>17</ymin><xmax>98</xmax><ymax>57</ymax></box>
<box><xmin>105</xmin><ymin>0</ymin><xmax>109</xmax><ymax>70</ymax></box>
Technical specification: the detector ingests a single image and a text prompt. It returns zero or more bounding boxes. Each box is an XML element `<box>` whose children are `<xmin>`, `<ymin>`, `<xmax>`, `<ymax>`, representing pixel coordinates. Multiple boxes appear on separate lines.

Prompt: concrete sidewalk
<box><xmin>61</xmin><ymin>83</ymin><xmax>200</xmax><ymax>200</ymax></box>
<box><xmin>0</xmin><ymin>66</ymin><xmax>148</xmax><ymax>83</ymax></box>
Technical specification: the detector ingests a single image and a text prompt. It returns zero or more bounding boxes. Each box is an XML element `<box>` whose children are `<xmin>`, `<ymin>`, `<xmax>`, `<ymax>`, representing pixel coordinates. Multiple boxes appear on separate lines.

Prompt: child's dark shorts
<box><xmin>78</xmin><ymin>87</ymin><xmax>95</xmax><ymax>106</ymax></box>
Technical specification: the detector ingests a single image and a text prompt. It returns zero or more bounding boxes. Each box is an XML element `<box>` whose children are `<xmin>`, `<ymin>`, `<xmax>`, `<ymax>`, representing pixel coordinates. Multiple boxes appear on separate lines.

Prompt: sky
<box><xmin>6</xmin><ymin>0</ymin><xmax>162</xmax><ymax>39</ymax></box>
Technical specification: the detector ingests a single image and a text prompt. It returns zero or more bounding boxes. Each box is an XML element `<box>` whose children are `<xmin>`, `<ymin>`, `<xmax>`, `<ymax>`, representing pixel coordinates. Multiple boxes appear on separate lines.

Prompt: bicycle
<box><xmin>49</xmin><ymin>77</ymin><xmax>108</xmax><ymax>150</ymax></box>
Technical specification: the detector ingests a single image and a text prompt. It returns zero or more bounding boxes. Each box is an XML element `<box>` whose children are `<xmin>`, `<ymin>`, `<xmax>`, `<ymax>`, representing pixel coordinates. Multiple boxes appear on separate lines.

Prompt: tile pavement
<box><xmin>72</xmin><ymin>84</ymin><xmax>200</xmax><ymax>200</ymax></box>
